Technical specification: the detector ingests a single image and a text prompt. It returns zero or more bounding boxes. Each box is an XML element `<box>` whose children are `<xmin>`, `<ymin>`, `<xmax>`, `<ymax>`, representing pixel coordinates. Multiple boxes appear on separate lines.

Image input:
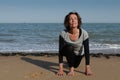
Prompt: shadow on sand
<box><xmin>21</xmin><ymin>57</ymin><xmax>86</xmax><ymax>75</ymax></box>
<box><xmin>21</xmin><ymin>57</ymin><xmax>59</xmax><ymax>74</ymax></box>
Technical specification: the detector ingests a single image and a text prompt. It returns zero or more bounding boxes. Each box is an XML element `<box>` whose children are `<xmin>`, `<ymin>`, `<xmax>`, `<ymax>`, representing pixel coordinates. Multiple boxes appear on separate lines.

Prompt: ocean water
<box><xmin>0</xmin><ymin>23</ymin><xmax>120</xmax><ymax>54</ymax></box>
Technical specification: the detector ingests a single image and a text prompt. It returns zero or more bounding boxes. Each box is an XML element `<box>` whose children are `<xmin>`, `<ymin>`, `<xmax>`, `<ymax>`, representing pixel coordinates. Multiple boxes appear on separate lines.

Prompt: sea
<box><xmin>0</xmin><ymin>23</ymin><xmax>120</xmax><ymax>54</ymax></box>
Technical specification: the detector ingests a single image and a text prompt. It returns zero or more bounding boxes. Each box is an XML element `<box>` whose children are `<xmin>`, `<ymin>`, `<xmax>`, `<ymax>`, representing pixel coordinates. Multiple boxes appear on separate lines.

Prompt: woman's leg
<box><xmin>61</xmin><ymin>45</ymin><xmax>75</xmax><ymax>76</ymax></box>
<box><xmin>61</xmin><ymin>45</ymin><xmax>75</xmax><ymax>67</ymax></box>
<box><xmin>61</xmin><ymin>45</ymin><xmax>84</xmax><ymax>76</ymax></box>
<box><xmin>73</xmin><ymin>55</ymin><xmax>83</xmax><ymax>68</ymax></box>
<box><xmin>61</xmin><ymin>45</ymin><xmax>83</xmax><ymax>68</ymax></box>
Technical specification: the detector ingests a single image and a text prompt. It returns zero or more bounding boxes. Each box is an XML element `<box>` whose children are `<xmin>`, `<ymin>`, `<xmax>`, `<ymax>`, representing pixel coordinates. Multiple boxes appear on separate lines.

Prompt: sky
<box><xmin>0</xmin><ymin>0</ymin><xmax>120</xmax><ymax>23</ymax></box>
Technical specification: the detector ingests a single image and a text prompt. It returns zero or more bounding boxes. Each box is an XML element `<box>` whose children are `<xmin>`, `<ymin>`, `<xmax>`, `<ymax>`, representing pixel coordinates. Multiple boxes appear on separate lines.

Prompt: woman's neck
<box><xmin>68</xmin><ymin>28</ymin><xmax>80</xmax><ymax>41</ymax></box>
<box><xmin>69</xmin><ymin>28</ymin><xmax>79</xmax><ymax>35</ymax></box>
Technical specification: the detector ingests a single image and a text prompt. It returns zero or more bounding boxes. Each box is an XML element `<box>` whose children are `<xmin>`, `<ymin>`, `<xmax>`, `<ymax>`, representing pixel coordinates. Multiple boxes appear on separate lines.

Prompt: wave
<box><xmin>0</xmin><ymin>43</ymin><xmax>120</xmax><ymax>54</ymax></box>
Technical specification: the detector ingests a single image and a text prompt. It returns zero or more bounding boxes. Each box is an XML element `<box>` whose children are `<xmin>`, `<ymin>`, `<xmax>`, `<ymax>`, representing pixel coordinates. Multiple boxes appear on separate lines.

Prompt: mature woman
<box><xmin>57</xmin><ymin>12</ymin><xmax>93</xmax><ymax>76</ymax></box>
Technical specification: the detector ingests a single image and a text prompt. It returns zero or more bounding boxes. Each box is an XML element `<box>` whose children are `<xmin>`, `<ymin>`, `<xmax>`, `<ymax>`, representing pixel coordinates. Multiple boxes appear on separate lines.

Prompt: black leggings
<box><xmin>61</xmin><ymin>44</ymin><xmax>83</xmax><ymax>68</ymax></box>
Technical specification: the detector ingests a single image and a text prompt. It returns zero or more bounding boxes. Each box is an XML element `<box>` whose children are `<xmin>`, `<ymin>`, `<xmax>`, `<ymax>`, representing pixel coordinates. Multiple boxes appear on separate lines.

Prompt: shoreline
<box><xmin>0</xmin><ymin>52</ymin><xmax>120</xmax><ymax>58</ymax></box>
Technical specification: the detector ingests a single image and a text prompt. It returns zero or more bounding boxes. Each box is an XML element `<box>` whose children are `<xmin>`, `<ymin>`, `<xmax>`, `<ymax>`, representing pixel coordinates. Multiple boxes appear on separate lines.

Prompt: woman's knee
<box><xmin>62</xmin><ymin>45</ymin><xmax>74</xmax><ymax>55</ymax></box>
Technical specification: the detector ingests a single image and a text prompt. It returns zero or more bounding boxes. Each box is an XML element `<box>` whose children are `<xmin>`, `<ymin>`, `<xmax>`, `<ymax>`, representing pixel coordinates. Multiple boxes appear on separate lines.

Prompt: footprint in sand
<box><xmin>24</xmin><ymin>72</ymin><xmax>43</xmax><ymax>79</ymax></box>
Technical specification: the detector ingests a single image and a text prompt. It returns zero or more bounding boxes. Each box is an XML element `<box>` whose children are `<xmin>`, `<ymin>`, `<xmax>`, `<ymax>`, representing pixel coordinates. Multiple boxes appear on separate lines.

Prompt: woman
<box><xmin>57</xmin><ymin>12</ymin><xmax>93</xmax><ymax>76</ymax></box>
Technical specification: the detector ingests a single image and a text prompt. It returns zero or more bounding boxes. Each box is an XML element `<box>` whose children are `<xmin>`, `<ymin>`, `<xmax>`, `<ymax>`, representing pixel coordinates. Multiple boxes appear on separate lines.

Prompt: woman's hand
<box><xmin>56</xmin><ymin>63</ymin><xmax>64</xmax><ymax>76</ymax></box>
<box><xmin>85</xmin><ymin>65</ymin><xmax>93</xmax><ymax>76</ymax></box>
<box><xmin>56</xmin><ymin>70</ymin><xmax>64</xmax><ymax>76</ymax></box>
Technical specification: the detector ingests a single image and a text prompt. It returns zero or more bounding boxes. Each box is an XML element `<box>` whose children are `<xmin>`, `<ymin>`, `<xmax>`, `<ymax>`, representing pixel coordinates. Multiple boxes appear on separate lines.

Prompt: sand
<box><xmin>0</xmin><ymin>54</ymin><xmax>120</xmax><ymax>80</ymax></box>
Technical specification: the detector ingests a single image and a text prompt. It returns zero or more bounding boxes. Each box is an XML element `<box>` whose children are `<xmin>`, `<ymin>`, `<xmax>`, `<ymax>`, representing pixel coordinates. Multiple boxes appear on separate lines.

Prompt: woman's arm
<box><xmin>83</xmin><ymin>38</ymin><xmax>93</xmax><ymax>76</ymax></box>
<box><xmin>57</xmin><ymin>35</ymin><xmax>64</xmax><ymax>76</ymax></box>
<box><xmin>83</xmin><ymin>38</ymin><xmax>90</xmax><ymax>65</ymax></box>
<box><xmin>59</xmin><ymin>35</ymin><xmax>64</xmax><ymax>63</ymax></box>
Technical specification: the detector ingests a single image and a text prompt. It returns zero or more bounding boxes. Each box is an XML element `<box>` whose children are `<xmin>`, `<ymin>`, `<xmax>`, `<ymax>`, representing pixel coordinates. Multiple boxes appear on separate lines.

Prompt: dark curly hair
<box><xmin>64</xmin><ymin>12</ymin><xmax>82</xmax><ymax>31</ymax></box>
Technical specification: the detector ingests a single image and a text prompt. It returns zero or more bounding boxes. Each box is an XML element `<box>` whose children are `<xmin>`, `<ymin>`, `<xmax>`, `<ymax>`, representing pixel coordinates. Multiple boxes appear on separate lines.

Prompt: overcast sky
<box><xmin>0</xmin><ymin>0</ymin><xmax>120</xmax><ymax>23</ymax></box>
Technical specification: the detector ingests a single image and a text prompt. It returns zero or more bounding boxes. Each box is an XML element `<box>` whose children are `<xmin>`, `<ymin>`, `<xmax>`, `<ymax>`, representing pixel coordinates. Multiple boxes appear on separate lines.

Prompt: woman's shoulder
<box><xmin>60</xmin><ymin>29</ymin><xmax>68</xmax><ymax>36</ymax></box>
<box><xmin>81</xmin><ymin>28</ymin><xmax>88</xmax><ymax>33</ymax></box>
<box><xmin>81</xmin><ymin>28</ymin><xmax>89</xmax><ymax>40</ymax></box>
<box><xmin>81</xmin><ymin>28</ymin><xmax>88</xmax><ymax>35</ymax></box>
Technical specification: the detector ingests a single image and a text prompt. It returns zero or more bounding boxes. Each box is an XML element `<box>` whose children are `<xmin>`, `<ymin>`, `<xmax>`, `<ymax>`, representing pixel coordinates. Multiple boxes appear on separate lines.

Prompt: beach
<box><xmin>0</xmin><ymin>53</ymin><xmax>120</xmax><ymax>80</ymax></box>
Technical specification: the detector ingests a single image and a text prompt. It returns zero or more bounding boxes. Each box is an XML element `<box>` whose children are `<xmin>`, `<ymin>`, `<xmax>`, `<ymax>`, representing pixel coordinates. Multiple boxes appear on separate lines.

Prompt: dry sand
<box><xmin>0</xmin><ymin>54</ymin><xmax>120</xmax><ymax>80</ymax></box>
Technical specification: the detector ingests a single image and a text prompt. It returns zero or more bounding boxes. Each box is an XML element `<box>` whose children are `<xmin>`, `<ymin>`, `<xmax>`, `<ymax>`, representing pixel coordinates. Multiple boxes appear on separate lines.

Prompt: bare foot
<box><xmin>67</xmin><ymin>71</ymin><xmax>74</xmax><ymax>76</ymax></box>
<box><xmin>68</xmin><ymin>67</ymin><xmax>74</xmax><ymax>76</ymax></box>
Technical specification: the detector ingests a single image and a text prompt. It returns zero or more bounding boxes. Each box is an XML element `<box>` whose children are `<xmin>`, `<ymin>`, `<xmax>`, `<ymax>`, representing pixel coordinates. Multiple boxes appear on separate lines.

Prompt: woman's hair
<box><xmin>64</xmin><ymin>12</ymin><xmax>82</xmax><ymax>31</ymax></box>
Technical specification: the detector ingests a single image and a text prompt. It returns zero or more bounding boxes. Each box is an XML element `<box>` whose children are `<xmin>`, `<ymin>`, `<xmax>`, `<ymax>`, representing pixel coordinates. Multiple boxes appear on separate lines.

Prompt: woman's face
<box><xmin>69</xmin><ymin>14</ymin><xmax>78</xmax><ymax>29</ymax></box>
